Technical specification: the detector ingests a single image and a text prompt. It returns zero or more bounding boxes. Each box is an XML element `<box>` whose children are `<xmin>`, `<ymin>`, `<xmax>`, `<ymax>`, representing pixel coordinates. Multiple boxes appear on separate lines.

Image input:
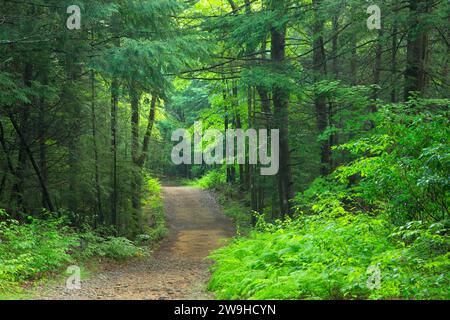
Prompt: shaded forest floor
<box><xmin>33</xmin><ymin>186</ymin><xmax>234</xmax><ymax>300</ymax></box>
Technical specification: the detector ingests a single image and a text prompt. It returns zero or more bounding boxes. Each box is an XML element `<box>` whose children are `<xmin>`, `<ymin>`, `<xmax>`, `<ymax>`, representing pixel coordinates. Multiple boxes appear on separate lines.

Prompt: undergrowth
<box><xmin>0</xmin><ymin>177</ymin><xmax>166</xmax><ymax>293</ymax></box>
<box><xmin>208</xmin><ymin>214</ymin><xmax>449</xmax><ymax>300</ymax></box>
<box><xmin>141</xmin><ymin>175</ymin><xmax>167</xmax><ymax>242</ymax></box>
<box><xmin>0</xmin><ymin>211</ymin><xmax>145</xmax><ymax>291</ymax></box>
<box><xmin>207</xmin><ymin>101</ymin><xmax>450</xmax><ymax>300</ymax></box>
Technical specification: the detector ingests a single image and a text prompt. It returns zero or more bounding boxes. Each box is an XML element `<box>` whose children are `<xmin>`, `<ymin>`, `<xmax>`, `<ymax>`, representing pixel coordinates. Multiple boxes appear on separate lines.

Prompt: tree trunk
<box><xmin>370</xmin><ymin>27</ymin><xmax>384</xmax><ymax>129</ymax></box>
<box><xmin>271</xmin><ymin>0</ymin><xmax>293</xmax><ymax>216</ymax></box>
<box><xmin>232</xmin><ymin>82</ymin><xmax>245</xmax><ymax>188</ymax></box>
<box><xmin>91</xmin><ymin>70</ymin><xmax>103</xmax><ymax>224</ymax></box>
<box><xmin>138</xmin><ymin>95</ymin><xmax>158</xmax><ymax>167</ymax></box>
<box><xmin>404</xmin><ymin>0</ymin><xmax>429</xmax><ymax>100</ymax></box>
<box><xmin>312</xmin><ymin>0</ymin><xmax>330</xmax><ymax>176</ymax></box>
<box><xmin>11</xmin><ymin>63</ymin><xmax>33</xmax><ymax>211</ymax></box>
<box><xmin>391</xmin><ymin>19</ymin><xmax>398</xmax><ymax>103</ymax></box>
<box><xmin>110</xmin><ymin>78</ymin><xmax>119</xmax><ymax>227</ymax></box>
<box><xmin>130</xmin><ymin>89</ymin><xmax>158</xmax><ymax>233</ymax></box>
<box><xmin>38</xmin><ymin>93</ymin><xmax>48</xmax><ymax>209</ymax></box>
<box><xmin>9</xmin><ymin>115</ymin><xmax>54</xmax><ymax>212</ymax></box>
<box><xmin>331</xmin><ymin>14</ymin><xmax>339</xmax><ymax>78</ymax></box>
<box><xmin>130</xmin><ymin>85</ymin><xmax>142</xmax><ymax>230</ymax></box>
<box><xmin>0</xmin><ymin>120</ymin><xmax>15</xmax><ymax>183</ymax></box>
<box><xmin>223</xmin><ymin>86</ymin><xmax>232</xmax><ymax>183</ymax></box>
<box><xmin>245</xmin><ymin>86</ymin><xmax>252</xmax><ymax>191</ymax></box>
<box><xmin>110</xmin><ymin>13</ymin><xmax>120</xmax><ymax>228</ymax></box>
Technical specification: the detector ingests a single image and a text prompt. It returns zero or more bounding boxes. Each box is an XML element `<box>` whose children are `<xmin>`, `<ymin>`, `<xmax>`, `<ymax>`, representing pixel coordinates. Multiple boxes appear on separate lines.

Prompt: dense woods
<box><xmin>0</xmin><ymin>0</ymin><xmax>449</xmax><ymax>299</ymax></box>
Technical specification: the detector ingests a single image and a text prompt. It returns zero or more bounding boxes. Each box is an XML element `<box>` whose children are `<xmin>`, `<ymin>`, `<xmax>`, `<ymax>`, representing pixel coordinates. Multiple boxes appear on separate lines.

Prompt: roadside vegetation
<box><xmin>206</xmin><ymin>101</ymin><xmax>449</xmax><ymax>300</ymax></box>
<box><xmin>0</xmin><ymin>176</ymin><xmax>164</xmax><ymax>295</ymax></box>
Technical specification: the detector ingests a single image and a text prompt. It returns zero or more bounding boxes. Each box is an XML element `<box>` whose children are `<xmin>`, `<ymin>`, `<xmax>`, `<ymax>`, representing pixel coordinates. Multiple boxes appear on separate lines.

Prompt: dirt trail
<box><xmin>36</xmin><ymin>186</ymin><xmax>234</xmax><ymax>300</ymax></box>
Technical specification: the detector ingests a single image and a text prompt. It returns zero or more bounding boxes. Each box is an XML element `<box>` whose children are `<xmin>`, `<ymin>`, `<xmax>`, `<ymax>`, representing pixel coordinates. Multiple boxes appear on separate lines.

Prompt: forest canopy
<box><xmin>0</xmin><ymin>0</ymin><xmax>449</xmax><ymax>299</ymax></box>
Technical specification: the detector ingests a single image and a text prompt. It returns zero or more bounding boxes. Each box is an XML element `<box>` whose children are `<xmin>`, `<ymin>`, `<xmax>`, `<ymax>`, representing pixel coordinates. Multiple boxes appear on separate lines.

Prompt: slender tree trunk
<box><xmin>404</xmin><ymin>0</ymin><xmax>429</xmax><ymax>100</ymax></box>
<box><xmin>312</xmin><ymin>0</ymin><xmax>330</xmax><ymax>176</ymax></box>
<box><xmin>38</xmin><ymin>101</ymin><xmax>48</xmax><ymax>209</ymax></box>
<box><xmin>65</xmin><ymin>57</ymin><xmax>81</xmax><ymax>214</ymax></box>
<box><xmin>110</xmin><ymin>78</ymin><xmax>119</xmax><ymax>227</ymax></box>
<box><xmin>0</xmin><ymin>120</ymin><xmax>14</xmax><ymax>201</ymax></box>
<box><xmin>373</xmin><ymin>28</ymin><xmax>383</xmax><ymax>103</ymax></box>
<box><xmin>232</xmin><ymin>82</ymin><xmax>245</xmax><ymax>188</ymax></box>
<box><xmin>130</xmin><ymin>88</ymin><xmax>141</xmax><ymax>166</ymax></box>
<box><xmin>331</xmin><ymin>14</ymin><xmax>339</xmax><ymax>78</ymax></box>
<box><xmin>9</xmin><ymin>115</ymin><xmax>54</xmax><ymax>212</ymax></box>
<box><xmin>257</xmin><ymin>38</ymin><xmax>271</xmax><ymax>125</ymax></box>
<box><xmin>110</xmin><ymin>14</ymin><xmax>120</xmax><ymax>228</ymax></box>
<box><xmin>271</xmin><ymin>0</ymin><xmax>293</xmax><ymax>216</ymax></box>
<box><xmin>349</xmin><ymin>7</ymin><xmax>358</xmax><ymax>86</ymax></box>
<box><xmin>391</xmin><ymin>19</ymin><xmax>398</xmax><ymax>103</ymax></box>
<box><xmin>223</xmin><ymin>86</ymin><xmax>232</xmax><ymax>183</ymax></box>
<box><xmin>11</xmin><ymin>63</ymin><xmax>33</xmax><ymax>211</ymax></box>
<box><xmin>0</xmin><ymin>120</ymin><xmax>15</xmax><ymax>181</ymax></box>
<box><xmin>370</xmin><ymin>27</ymin><xmax>384</xmax><ymax>128</ymax></box>
<box><xmin>130</xmin><ymin>85</ymin><xmax>142</xmax><ymax>229</ymax></box>
<box><xmin>37</xmin><ymin>70</ymin><xmax>49</xmax><ymax>210</ymax></box>
<box><xmin>91</xmin><ymin>69</ymin><xmax>103</xmax><ymax>224</ymax></box>
<box><xmin>0</xmin><ymin>170</ymin><xmax>6</xmax><ymax>199</ymax></box>
<box><xmin>130</xmin><ymin>89</ymin><xmax>158</xmax><ymax>233</ymax></box>
<box><xmin>329</xmin><ymin>10</ymin><xmax>340</xmax><ymax>170</ymax></box>
<box><xmin>245</xmin><ymin>86</ymin><xmax>252</xmax><ymax>191</ymax></box>
<box><xmin>138</xmin><ymin>95</ymin><xmax>157</xmax><ymax>166</ymax></box>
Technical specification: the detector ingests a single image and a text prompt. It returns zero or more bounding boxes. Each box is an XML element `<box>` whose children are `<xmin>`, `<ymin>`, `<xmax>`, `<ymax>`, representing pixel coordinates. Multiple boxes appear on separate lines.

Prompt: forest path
<box><xmin>36</xmin><ymin>186</ymin><xmax>234</xmax><ymax>300</ymax></box>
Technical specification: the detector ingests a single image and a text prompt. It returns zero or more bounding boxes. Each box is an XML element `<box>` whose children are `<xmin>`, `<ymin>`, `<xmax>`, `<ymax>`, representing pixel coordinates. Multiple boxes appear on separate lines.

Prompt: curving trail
<box><xmin>36</xmin><ymin>186</ymin><xmax>234</xmax><ymax>300</ymax></box>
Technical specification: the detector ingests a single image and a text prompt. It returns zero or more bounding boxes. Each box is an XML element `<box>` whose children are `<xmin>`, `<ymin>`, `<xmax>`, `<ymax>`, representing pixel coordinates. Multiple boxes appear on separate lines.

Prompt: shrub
<box><xmin>77</xmin><ymin>232</ymin><xmax>146</xmax><ymax>260</ymax></box>
<box><xmin>208</xmin><ymin>100</ymin><xmax>450</xmax><ymax>300</ymax></box>
<box><xmin>142</xmin><ymin>175</ymin><xmax>167</xmax><ymax>242</ymax></box>
<box><xmin>0</xmin><ymin>209</ymin><xmax>147</xmax><ymax>290</ymax></box>
<box><xmin>192</xmin><ymin>170</ymin><xmax>226</xmax><ymax>189</ymax></box>
<box><xmin>208</xmin><ymin>215</ymin><xmax>450</xmax><ymax>300</ymax></box>
<box><xmin>0</xmin><ymin>213</ymin><xmax>77</xmax><ymax>288</ymax></box>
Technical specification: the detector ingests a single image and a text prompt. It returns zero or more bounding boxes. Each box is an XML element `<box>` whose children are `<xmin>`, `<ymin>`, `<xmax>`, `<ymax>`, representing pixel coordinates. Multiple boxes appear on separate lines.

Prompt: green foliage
<box><xmin>208</xmin><ymin>214</ymin><xmax>449</xmax><ymax>300</ymax></box>
<box><xmin>141</xmin><ymin>175</ymin><xmax>167</xmax><ymax>242</ymax></box>
<box><xmin>208</xmin><ymin>101</ymin><xmax>450</xmax><ymax>300</ymax></box>
<box><xmin>191</xmin><ymin>170</ymin><xmax>226</xmax><ymax>190</ymax></box>
<box><xmin>0</xmin><ymin>212</ymin><xmax>77</xmax><ymax>289</ymax></box>
<box><xmin>334</xmin><ymin>99</ymin><xmax>449</xmax><ymax>222</ymax></box>
<box><xmin>1</xmin><ymin>0</ymin><xmax>449</xmax><ymax>301</ymax></box>
<box><xmin>0</xmin><ymin>209</ymin><xmax>146</xmax><ymax>290</ymax></box>
<box><xmin>76</xmin><ymin>232</ymin><xmax>146</xmax><ymax>261</ymax></box>
<box><xmin>292</xmin><ymin>99</ymin><xmax>449</xmax><ymax>223</ymax></box>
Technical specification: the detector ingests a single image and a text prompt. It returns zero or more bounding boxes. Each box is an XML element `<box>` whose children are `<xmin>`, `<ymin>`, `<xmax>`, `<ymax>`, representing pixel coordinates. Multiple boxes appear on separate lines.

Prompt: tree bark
<box><xmin>91</xmin><ymin>69</ymin><xmax>103</xmax><ymax>224</ymax></box>
<box><xmin>130</xmin><ymin>89</ymin><xmax>158</xmax><ymax>233</ymax></box>
<box><xmin>404</xmin><ymin>0</ymin><xmax>429</xmax><ymax>100</ymax></box>
<box><xmin>391</xmin><ymin>18</ymin><xmax>398</xmax><ymax>103</ymax></box>
<box><xmin>312</xmin><ymin>0</ymin><xmax>330</xmax><ymax>176</ymax></box>
<box><xmin>9</xmin><ymin>114</ymin><xmax>55</xmax><ymax>212</ymax></box>
<box><xmin>0</xmin><ymin>120</ymin><xmax>15</xmax><ymax>179</ymax></box>
<box><xmin>232</xmin><ymin>82</ymin><xmax>245</xmax><ymax>189</ymax></box>
<box><xmin>10</xmin><ymin>63</ymin><xmax>33</xmax><ymax>211</ymax></box>
<box><xmin>138</xmin><ymin>95</ymin><xmax>158</xmax><ymax>167</ymax></box>
<box><xmin>110</xmin><ymin>78</ymin><xmax>119</xmax><ymax>227</ymax></box>
<box><xmin>130</xmin><ymin>85</ymin><xmax>142</xmax><ymax>229</ymax></box>
<box><xmin>271</xmin><ymin>0</ymin><xmax>293</xmax><ymax>216</ymax></box>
